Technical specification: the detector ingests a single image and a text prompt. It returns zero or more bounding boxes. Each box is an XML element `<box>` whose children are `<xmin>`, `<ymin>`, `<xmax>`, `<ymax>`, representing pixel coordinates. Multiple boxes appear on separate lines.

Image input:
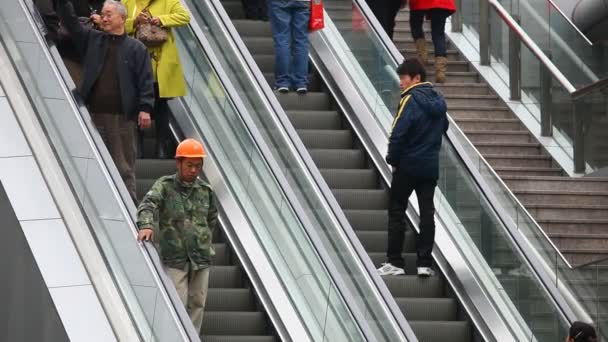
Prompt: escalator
<box><xmin>217</xmin><ymin>1</ymin><xmax>473</xmax><ymax>340</ymax></box>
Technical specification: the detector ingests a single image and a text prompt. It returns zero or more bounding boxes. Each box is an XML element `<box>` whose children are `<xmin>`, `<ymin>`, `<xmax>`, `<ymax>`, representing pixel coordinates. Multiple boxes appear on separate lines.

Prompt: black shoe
<box><xmin>296</xmin><ymin>87</ymin><xmax>308</xmax><ymax>95</ymax></box>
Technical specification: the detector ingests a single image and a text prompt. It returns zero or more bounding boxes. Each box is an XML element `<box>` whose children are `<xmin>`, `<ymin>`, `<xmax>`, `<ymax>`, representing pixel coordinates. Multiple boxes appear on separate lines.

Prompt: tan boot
<box><xmin>415</xmin><ymin>38</ymin><xmax>428</xmax><ymax>65</ymax></box>
<box><xmin>435</xmin><ymin>56</ymin><xmax>448</xmax><ymax>83</ymax></box>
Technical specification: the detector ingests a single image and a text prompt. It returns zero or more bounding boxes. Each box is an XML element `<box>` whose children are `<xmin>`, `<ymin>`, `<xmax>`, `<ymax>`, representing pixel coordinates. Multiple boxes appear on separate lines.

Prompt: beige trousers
<box><xmin>165</xmin><ymin>264</ymin><xmax>211</xmax><ymax>333</ymax></box>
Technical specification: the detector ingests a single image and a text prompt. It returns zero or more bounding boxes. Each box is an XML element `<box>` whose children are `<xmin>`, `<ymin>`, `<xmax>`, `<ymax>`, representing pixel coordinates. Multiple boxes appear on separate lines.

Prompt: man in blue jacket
<box><xmin>378</xmin><ymin>58</ymin><xmax>448</xmax><ymax>277</ymax></box>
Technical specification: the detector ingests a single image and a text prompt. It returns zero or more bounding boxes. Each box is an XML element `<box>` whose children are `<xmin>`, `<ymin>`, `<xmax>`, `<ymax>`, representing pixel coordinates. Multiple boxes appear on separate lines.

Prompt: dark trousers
<box><xmin>387</xmin><ymin>172</ymin><xmax>437</xmax><ymax>268</ymax></box>
<box><xmin>92</xmin><ymin>112</ymin><xmax>137</xmax><ymax>202</ymax></box>
<box><xmin>241</xmin><ymin>0</ymin><xmax>268</xmax><ymax>20</ymax></box>
<box><xmin>409</xmin><ymin>9</ymin><xmax>451</xmax><ymax>57</ymax></box>
<box><xmin>365</xmin><ymin>0</ymin><xmax>402</xmax><ymax>40</ymax></box>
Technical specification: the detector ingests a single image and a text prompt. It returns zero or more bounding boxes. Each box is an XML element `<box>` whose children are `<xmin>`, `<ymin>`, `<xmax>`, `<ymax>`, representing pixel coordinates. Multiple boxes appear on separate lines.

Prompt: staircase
<box><xmin>135</xmin><ymin>130</ymin><xmax>279</xmax><ymax>341</ymax></box>
<box><xmin>215</xmin><ymin>1</ymin><xmax>475</xmax><ymax>341</ymax></box>
<box><xmin>331</xmin><ymin>2</ymin><xmax>608</xmax><ymax>267</ymax></box>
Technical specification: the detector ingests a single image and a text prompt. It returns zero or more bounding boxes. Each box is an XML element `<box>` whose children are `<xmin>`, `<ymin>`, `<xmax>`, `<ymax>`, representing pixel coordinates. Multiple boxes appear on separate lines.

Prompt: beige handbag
<box><xmin>134</xmin><ymin>5</ymin><xmax>168</xmax><ymax>47</ymax></box>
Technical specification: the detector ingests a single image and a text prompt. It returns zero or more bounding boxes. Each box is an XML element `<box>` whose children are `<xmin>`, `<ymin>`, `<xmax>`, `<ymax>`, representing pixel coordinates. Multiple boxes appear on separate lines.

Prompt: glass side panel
<box><xmin>0</xmin><ymin>1</ymin><xmax>191</xmax><ymax>340</ymax></box>
<box><xmin>174</xmin><ymin>24</ymin><xmax>368</xmax><ymax>341</ymax></box>
<box><xmin>318</xmin><ymin>1</ymin><xmax>575</xmax><ymax>340</ymax></box>
<box><xmin>177</xmin><ymin>0</ymin><xmax>411</xmax><ymax>339</ymax></box>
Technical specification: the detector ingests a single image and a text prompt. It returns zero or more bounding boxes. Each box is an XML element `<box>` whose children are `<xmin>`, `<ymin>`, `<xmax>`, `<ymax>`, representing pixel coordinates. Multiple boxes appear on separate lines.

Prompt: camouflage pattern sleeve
<box><xmin>136</xmin><ymin>178</ymin><xmax>166</xmax><ymax>230</ymax></box>
<box><xmin>207</xmin><ymin>190</ymin><xmax>218</xmax><ymax>235</ymax></box>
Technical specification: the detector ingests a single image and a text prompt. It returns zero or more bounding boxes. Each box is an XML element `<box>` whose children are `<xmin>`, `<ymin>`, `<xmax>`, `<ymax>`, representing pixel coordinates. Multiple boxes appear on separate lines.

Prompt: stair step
<box><xmin>515</xmin><ymin>190</ymin><xmax>608</xmax><ymax>206</ymax></box>
<box><xmin>454</xmin><ymin>118</ymin><xmax>523</xmax><ymax>131</ymax></box>
<box><xmin>549</xmin><ymin>233</ymin><xmax>608</xmax><ymax>250</ymax></box>
<box><xmin>286</xmin><ymin>110</ymin><xmax>342</xmax><ymax>130</ymax></box>
<box><xmin>558</xmin><ymin>249</ymin><xmax>608</xmax><ymax>265</ymax></box>
<box><xmin>538</xmin><ymin>218</ymin><xmax>608</xmax><ymax>235</ymax></box>
<box><xmin>474</xmin><ymin>142</ymin><xmax>543</xmax><ymax>155</ymax></box>
<box><xmin>494</xmin><ymin>166</ymin><xmax>564</xmax><ymax>177</ymax></box>
<box><xmin>308</xmin><ymin>149</ymin><xmax>366</xmax><ymax>169</ymax></box>
<box><xmin>445</xmin><ymin>94</ymin><xmax>501</xmax><ymax>107</ymax></box>
<box><xmin>409</xmin><ymin>321</ymin><xmax>472</xmax><ymax>342</ymax></box>
<box><xmin>320</xmin><ymin>169</ymin><xmax>377</xmax><ymax>189</ymax></box>
<box><xmin>526</xmin><ymin>204</ymin><xmax>608</xmax><ymax>220</ymax></box>
<box><xmin>436</xmin><ymin>83</ymin><xmax>490</xmax><ymax>95</ymax></box>
<box><xmin>464</xmin><ymin>130</ymin><xmax>533</xmax><ymax>144</ymax></box>
<box><xmin>503</xmin><ymin>176</ymin><xmax>608</xmax><ymax>192</ymax></box>
<box><xmin>485</xmin><ymin>154</ymin><xmax>554</xmax><ymax>168</ymax></box>
<box><xmin>297</xmin><ymin>129</ymin><xmax>353</xmax><ymax>149</ymax></box>
<box><xmin>449</xmin><ymin>108</ymin><xmax>515</xmax><ymax>120</ymax></box>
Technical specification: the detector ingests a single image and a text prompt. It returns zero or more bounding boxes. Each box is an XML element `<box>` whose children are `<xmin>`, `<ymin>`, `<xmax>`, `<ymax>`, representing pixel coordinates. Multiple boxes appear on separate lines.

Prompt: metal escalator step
<box><xmin>409</xmin><ymin>321</ymin><xmax>471</xmax><ymax>342</ymax></box>
<box><xmin>213</xmin><ymin>243</ymin><xmax>229</xmax><ymax>266</ymax></box>
<box><xmin>383</xmin><ymin>275</ymin><xmax>444</xmax><ymax>298</ymax></box>
<box><xmin>356</xmin><ymin>230</ymin><xmax>415</xmax><ymax>252</ymax></box>
<box><xmin>320</xmin><ymin>169</ymin><xmax>377</xmax><ymax>189</ymax></box>
<box><xmin>397</xmin><ymin>298</ymin><xmax>458</xmax><ymax>321</ymax></box>
<box><xmin>241</xmin><ymin>37</ymin><xmax>274</xmax><ymax>55</ymax></box>
<box><xmin>252</xmin><ymin>54</ymin><xmax>276</xmax><ymax>73</ymax></box>
<box><xmin>205</xmin><ymin>288</ymin><xmax>255</xmax><ymax>311</ymax></box>
<box><xmin>232</xmin><ymin>20</ymin><xmax>272</xmax><ymax>37</ymax></box>
<box><xmin>286</xmin><ymin>110</ymin><xmax>342</xmax><ymax>130</ymax></box>
<box><xmin>135</xmin><ymin>159</ymin><xmax>175</xmax><ymax>179</ymax></box>
<box><xmin>343</xmin><ymin>209</ymin><xmax>388</xmax><ymax>231</ymax></box>
<box><xmin>297</xmin><ymin>129</ymin><xmax>353</xmax><ymax>149</ymax></box>
<box><xmin>202</xmin><ymin>336</ymin><xmax>277</xmax><ymax>342</ymax></box>
<box><xmin>202</xmin><ymin>311</ymin><xmax>268</xmax><ymax>335</ymax></box>
<box><xmin>210</xmin><ymin>266</ymin><xmax>243</xmax><ymax>288</ymax></box>
<box><xmin>309</xmin><ymin>149</ymin><xmax>365</xmax><ymax>169</ymax></box>
<box><xmin>332</xmin><ymin>189</ymin><xmax>388</xmax><ymax>210</ymax></box>
<box><xmin>277</xmin><ymin>92</ymin><xmax>331</xmax><ymax>111</ymax></box>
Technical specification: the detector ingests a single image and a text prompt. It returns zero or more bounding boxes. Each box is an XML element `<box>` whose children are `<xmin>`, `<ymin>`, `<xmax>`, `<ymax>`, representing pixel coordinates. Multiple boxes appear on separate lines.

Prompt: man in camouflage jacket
<box><xmin>136</xmin><ymin>139</ymin><xmax>217</xmax><ymax>332</ymax></box>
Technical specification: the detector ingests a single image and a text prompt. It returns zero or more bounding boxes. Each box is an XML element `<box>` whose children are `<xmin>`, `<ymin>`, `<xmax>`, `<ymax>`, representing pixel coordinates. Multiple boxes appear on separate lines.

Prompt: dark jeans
<box><xmin>268</xmin><ymin>0</ymin><xmax>310</xmax><ymax>89</ymax></box>
<box><xmin>365</xmin><ymin>0</ymin><xmax>402</xmax><ymax>40</ymax></box>
<box><xmin>387</xmin><ymin>172</ymin><xmax>437</xmax><ymax>268</ymax></box>
<box><xmin>241</xmin><ymin>0</ymin><xmax>267</xmax><ymax>20</ymax></box>
<box><xmin>409</xmin><ymin>9</ymin><xmax>451</xmax><ymax>57</ymax></box>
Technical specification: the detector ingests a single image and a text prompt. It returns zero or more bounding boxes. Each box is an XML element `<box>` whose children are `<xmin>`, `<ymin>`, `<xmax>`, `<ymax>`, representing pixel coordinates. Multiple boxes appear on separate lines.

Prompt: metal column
<box><xmin>509</xmin><ymin>16</ymin><xmax>521</xmax><ymax>100</ymax></box>
<box><xmin>479</xmin><ymin>0</ymin><xmax>490</xmax><ymax>65</ymax></box>
<box><xmin>540</xmin><ymin>58</ymin><xmax>553</xmax><ymax>137</ymax></box>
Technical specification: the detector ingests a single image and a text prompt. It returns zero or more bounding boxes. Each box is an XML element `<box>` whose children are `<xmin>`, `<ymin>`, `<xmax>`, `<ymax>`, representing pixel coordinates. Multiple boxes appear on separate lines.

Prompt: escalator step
<box><xmin>232</xmin><ymin>20</ymin><xmax>272</xmax><ymax>37</ymax></box>
<box><xmin>332</xmin><ymin>189</ymin><xmax>389</xmax><ymax>210</ymax></box>
<box><xmin>276</xmin><ymin>92</ymin><xmax>331</xmax><ymax>111</ymax></box>
<box><xmin>286</xmin><ymin>110</ymin><xmax>342</xmax><ymax>130</ymax></box>
<box><xmin>202</xmin><ymin>336</ymin><xmax>277</xmax><ymax>342</ymax></box>
<box><xmin>397</xmin><ymin>298</ymin><xmax>458</xmax><ymax>321</ymax></box>
<box><xmin>297</xmin><ymin>129</ymin><xmax>353</xmax><ymax>149</ymax></box>
<box><xmin>343</xmin><ymin>209</ymin><xmax>388</xmax><ymax>231</ymax></box>
<box><xmin>368</xmin><ymin>252</ymin><xmax>418</xmax><ymax>273</ymax></box>
<box><xmin>309</xmin><ymin>149</ymin><xmax>366</xmax><ymax>169</ymax></box>
<box><xmin>205</xmin><ymin>288</ymin><xmax>255</xmax><ymax>311</ymax></box>
<box><xmin>218</xmin><ymin>0</ymin><xmax>245</xmax><ymax>19</ymax></box>
<box><xmin>409</xmin><ymin>321</ymin><xmax>471</xmax><ymax>342</ymax></box>
<box><xmin>136</xmin><ymin>179</ymin><xmax>156</xmax><ymax>200</ymax></box>
<box><xmin>135</xmin><ymin>159</ymin><xmax>175</xmax><ymax>179</ymax></box>
<box><xmin>241</xmin><ymin>37</ymin><xmax>275</xmax><ymax>55</ymax></box>
<box><xmin>356</xmin><ymin>230</ymin><xmax>415</xmax><ymax>252</ymax></box>
<box><xmin>202</xmin><ymin>311</ymin><xmax>268</xmax><ymax>335</ymax></box>
<box><xmin>320</xmin><ymin>169</ymin><xmax>377</xmax><ymax>189</ymax></box>
<box><xmin>213</xmin><ymin>243</ymin><xmax>229</xmax><ymax>266</ymax></box>
<box><xmin>209</xmin><ymin>266</ymin><xmax>243</xmax><ymax>288</ymax></box>
<box><xmin>383</xmin><ymin>275</ymin><xmax>444</xmax><ymax>298</ymax></box>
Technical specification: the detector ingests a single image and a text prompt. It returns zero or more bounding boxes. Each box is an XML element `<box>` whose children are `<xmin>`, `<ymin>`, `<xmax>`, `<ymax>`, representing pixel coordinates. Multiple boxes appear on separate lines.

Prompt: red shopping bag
<box><xmin>309</xmin><ymin>0</ymin><xmax>325</xmax><ymax>32</ymax></box>
<box><xmin>352</xmin><ymin>3</ymin><xmax>365</xmax><ymax>32</ymax></box>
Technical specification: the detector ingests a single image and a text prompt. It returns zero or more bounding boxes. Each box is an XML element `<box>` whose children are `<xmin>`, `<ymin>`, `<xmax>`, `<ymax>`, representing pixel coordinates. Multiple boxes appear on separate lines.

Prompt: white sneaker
<box><xmin>377</xmin><ymin>263</ymin><xmax>405</xmax><ymax>276</ymax></box>
<box><xmin>417</xmin><ymin>267</ymin><xmax>435</xmax><ymax>277</ymax></box>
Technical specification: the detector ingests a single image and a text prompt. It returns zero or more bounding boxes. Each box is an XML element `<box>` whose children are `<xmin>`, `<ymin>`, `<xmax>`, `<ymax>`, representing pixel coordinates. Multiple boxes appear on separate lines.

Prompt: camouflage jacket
<box><xmin>137</xmin><ymin>174</ymin><xmax>218</xmax><ymax>270</ymax></box>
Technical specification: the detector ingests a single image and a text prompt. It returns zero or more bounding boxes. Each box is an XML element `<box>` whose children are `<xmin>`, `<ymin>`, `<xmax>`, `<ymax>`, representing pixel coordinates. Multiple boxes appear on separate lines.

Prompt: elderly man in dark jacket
<box><xmin>57</xmin><ymin>0</ymin><xmax>154</xmax><ymax>201</ymax></box>
<box><xmin>377</xmin><ymin>58</ymin><xmax>448</xmax><ymax>278</ymax></box>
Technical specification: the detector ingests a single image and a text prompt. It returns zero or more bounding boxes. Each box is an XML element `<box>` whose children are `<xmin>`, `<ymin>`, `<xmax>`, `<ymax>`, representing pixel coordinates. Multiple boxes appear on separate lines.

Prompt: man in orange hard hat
<box><xmin>136</xmin><ymin>138</ymin><xmax>217</xmax><ymax>332</ymax></box>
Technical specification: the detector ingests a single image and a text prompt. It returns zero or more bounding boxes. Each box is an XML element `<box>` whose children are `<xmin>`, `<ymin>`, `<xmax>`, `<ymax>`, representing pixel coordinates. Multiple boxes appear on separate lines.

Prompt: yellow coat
<box><xmin>124</xmin><ymin>0</ymin><xmax>190</xmax><ymax>98</ymax></box>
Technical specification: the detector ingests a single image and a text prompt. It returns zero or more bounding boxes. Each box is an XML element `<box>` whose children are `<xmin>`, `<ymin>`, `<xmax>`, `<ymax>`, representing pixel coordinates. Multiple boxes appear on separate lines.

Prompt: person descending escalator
<box><xmin>377</xmin><ymin>58</ymin><xmax>448</xmax><ymax>277</ymax></box>
<box><xmin>566</xmin><ymin>322</ymin><xmax>598</xmax><ymax>342</ymax></box>
<box><xmin>123</xmin><ymin>0</ymin><xmax>191</xmax><ymax>159</ymax></box>
<box><xmin>136</xmin><ymin>139</ymin><xmax>218</xmax><ymax>333</ymax></box>
<box><xmin>56</xmin><ymin>0</ymin><xmax>155</xmax><ymax>202</ymax></box>
<box><xmin>408</xmin><ymin>0</ymin><xmax>455</xmax><ymax>83</ymax></box>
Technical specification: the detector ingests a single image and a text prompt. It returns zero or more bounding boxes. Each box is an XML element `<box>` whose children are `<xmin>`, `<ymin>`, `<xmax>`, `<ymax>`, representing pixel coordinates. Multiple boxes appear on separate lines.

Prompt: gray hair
<box><xmin>103</xmin><ymin>0</ymin><xmax>127</xmax><ymax>19</ymax></box>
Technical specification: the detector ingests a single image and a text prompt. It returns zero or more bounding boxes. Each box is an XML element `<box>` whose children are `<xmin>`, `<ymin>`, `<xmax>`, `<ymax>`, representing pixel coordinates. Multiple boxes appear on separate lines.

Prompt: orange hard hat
<box><xmin>175</xmin><ymin>138</ymin><xmax>207</xmax><ymax>159</ymax></box>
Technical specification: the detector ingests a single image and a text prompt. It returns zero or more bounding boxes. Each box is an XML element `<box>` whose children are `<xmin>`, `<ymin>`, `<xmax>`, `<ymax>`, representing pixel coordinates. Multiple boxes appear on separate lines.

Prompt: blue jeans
<box><xmin>268</xmin><ymin>0</ymin><xmax>310</xmax><ymax>89</ymax></box>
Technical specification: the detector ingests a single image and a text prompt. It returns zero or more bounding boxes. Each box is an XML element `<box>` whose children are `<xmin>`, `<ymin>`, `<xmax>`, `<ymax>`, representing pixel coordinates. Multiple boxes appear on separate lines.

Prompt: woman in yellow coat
<box><xmin>123</xmin><ymin>0</ymin><xmax>190</xmax><ymax>158</ymax></box>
